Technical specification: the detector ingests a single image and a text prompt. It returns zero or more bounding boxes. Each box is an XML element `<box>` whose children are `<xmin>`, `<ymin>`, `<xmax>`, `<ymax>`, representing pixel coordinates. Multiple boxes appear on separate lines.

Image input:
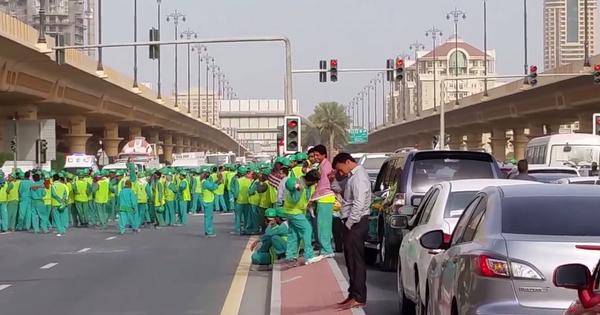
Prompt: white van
<box><xmin>64</xmin><ymin>154</ymin><xmax>99</xmax><ymax>174</ymax></box>
<box><xmin>1</xmin><ymin>161</ymin><xmax>51</xmax><ymax>176</ymax></box>
<box><xmin>526</xmin><ymin>134</ymin><xmax>600</xmax><ymax>169</ymax></box>
<box><xmin>172</xmin><ymin>152</ymin><xmax>206</xmax><ymax>169</ymax></box>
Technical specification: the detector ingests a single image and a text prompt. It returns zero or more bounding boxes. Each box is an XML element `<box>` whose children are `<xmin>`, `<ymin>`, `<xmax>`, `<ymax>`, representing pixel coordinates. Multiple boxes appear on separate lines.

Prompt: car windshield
<box><xmin>528</xmin><ymin>168</ymin><xmax>577</xmax><ymax>174</ymax></box>
<box><xmin>411</xmin><ymin>155</ymin><xmax>495</xmax><ymax>193</ymax></box>
<box><xmin>363</xmin><ymin>157</ymin><xmax>387</xmax><ymax>170</ymax></box>
<box><xmin>502</xmin><ymin>196</ymin><xmax>600</xmax><ymax>236</ymax></box>
<box><xmin>550</xmin><ymin>145</ymin><xmax>600</xmax><ymax>166</ymax></box>
<box><xmin>444</xmin><ymin>191</ymin><xmax>477</xmax><ymax>218</ymax></box>
<box><xmin>530</xmin><ymin>173</ymin><xmax>574</xmax><ymax>183</ymax></box>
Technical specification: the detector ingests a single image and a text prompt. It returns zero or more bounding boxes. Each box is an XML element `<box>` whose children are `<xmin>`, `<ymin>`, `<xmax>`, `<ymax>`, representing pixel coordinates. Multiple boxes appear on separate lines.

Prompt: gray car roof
<box><xmin>497</xmin><ymin>184</ymin><xmax>600</xmax><ymax>198</ymax></box>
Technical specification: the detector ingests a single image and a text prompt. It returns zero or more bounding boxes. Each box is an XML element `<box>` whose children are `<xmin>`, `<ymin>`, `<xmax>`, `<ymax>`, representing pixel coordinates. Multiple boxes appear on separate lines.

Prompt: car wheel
<box><xmin>397</xmin><ymin>261</ymin><xmax>415</xmax><ymax>315</ymax></box>
<box><xmin>380</xmin><ymin>234</ymin><xmax>398</xmax><ymax>272</ymax></box>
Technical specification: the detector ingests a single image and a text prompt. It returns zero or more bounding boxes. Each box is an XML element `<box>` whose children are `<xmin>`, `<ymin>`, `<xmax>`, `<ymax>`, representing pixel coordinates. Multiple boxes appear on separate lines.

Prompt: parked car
<box><xmin>554</xmin><ymin>176</ymin><xmax>600</xmax><ymax>185</ymax></box>
<box><xmin>368</xmin><ymin>150</ymin><xmax>502</xmax><ymax>271</ymax></box>
<box><xmin>421</xmin><ymin>184</ymin><xmax>600</xmax><ymax>315</ymax></box>
<box><xmin>359</xmin><ymin>153</ymin><xmax>392</xmax><ymax>184</ymax></box>
<box><xmin>554</xmin><ymin>247</ymin><xmax>600</xmax><ymax>315</ymax></box>
<box><xmin>526</xmin><ymin>165</ymin><xmax>580</xmax><ymax>183</ymax></box>
<box><xmin>396</xmin><ymin>179</ymin><xmax>540</xmax><ymax>314</ymax></box>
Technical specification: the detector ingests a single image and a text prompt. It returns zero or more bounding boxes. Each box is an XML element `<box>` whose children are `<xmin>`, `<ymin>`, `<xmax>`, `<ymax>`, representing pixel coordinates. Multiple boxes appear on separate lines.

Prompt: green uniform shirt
<box><xmin>236</xmin><ymin>177</ymin><xmax>252</xmax><ymax>205</ymax></box>
<box><xmin>51</xmin><ymin>182</ymin><xmax>68</xmax><ymax>207</ymax></box>
<box><xmin>283</xmin><ymin>185</ymin><xmax>314</xmax><ymax>215</ymax></box>
<box><xmin>7</xmin><ymin>180</ymin><xmax>19</xmax><ymax>202</ymax></box>
<box><xmin>94</xmin><ymin>178</ymin><xmax>110</xmax><ymax>204</ymax></box>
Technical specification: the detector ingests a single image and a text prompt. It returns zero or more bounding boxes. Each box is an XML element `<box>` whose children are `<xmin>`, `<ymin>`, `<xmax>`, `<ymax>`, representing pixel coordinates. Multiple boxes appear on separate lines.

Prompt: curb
<box><xmin>327</xmin><ymin>257</ymin><xmax>366</xmax><ymax>315</ymax></box>
<box><xmin>270</xmin><ymin>263</ymin><xmax>282</xmax><ymax>315</ymax></box>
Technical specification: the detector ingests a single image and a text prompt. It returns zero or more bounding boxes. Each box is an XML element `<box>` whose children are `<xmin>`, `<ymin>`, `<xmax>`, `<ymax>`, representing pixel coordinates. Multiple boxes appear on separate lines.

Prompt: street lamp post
<box><xmin>166</xmin><ymin>10</ymin><xmax>186</xmax><ymax>108</ymax></box>
<box><xmin>523</xmin><ymin>0</ymin><xmax>528</xmax><ymax>80</ymax></box>
<box><xmin>371</xmin><ymin>78</ymin><xmax>379</xmax><ymax>128</ymax></box>
<box><xmin>156</xmin><ymin>0</ymin><xmax>162</xmax><ymax>100</ymax></box>
<box><xmin>410</xmin><ymin>41</ymin><xmax>425</xmax><ymax>116</ymax></box>
<box><xmin>193</xmin><ymin>45</ymin><xmax>207</xmax><ymax>119</ymax></box>
<box><xmin>426</xmin><ymin>27</ymin><xmax>443</xmax><ymax>112</ymax></box>
<box><xmin>482</xmin><ymin>0</ymin><xmax>489</xmax><ymax>97</ymax></box>
<box><xmin>97</xmin><ymin>0</ymin><xmax>103</xmax><ymax>71</ymax></box>
<box><xmin>584</xmin><ymin>0</ymin><xmax>591</xmax><ymax>68</ymax></box>
<box><xmin>180</xmin><ymin>29</ymin><xmax>198</xmax><ymax>114</ymax></box>
<box><xmin>37</xmin><ymin>0</ymin><xmax>46</xmax><ymax>43</ymax></box>
<box><xmin>201</xmin><ymin>56</ymin><xmax>214</xmax><ymax>124</ymax></box>
<box><xmin>365</xmin><ymin>86</ymin><xmax>372</xmax><ymax>131</ymax></box>
<box><xmin>360</xmin><ymin>91</ymin><xmax>366</xmax><ymax>129</ymax></box>
<box><xmin>211</xmin><ymin>65</ymin><xmax>220</xmax><ymax>125</ymax></box>
<box><xmin>378</xmin><ymin>72</ymin><xmax>385</xmax><ymax>127</ymax></box>
<box><xmin>447</xmin><ymin>8</ymin><xmax>466</xmax><ymax>106</ymax></box>
<box><xmin>133</xmin><ymin>0</ymin><xmax>138</xmax><ymax>89</ymax></box>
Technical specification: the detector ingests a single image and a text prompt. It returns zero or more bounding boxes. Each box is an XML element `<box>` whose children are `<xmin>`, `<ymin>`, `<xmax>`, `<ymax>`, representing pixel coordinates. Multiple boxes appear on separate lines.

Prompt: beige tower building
<box><xmin>544</xmin><ymin>0</ymin><xmax>598</xmax><ymax>70</ymax></box>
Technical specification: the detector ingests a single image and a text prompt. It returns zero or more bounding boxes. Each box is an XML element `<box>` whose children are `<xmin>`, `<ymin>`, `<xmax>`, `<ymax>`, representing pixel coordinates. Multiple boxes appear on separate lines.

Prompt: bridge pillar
<box><xmin>174</xmin><ymin>136</ymin><xmax>184</xmax><ymax>154</ymax></box>
<box><xmin>145</xmin><ymin>129</ymin><xmax>160</xmax><ymax>145</ymax></box>
<box><xmin>161</xmin><ymin>133</ymin><xmax>174</xmax><ymax>164</ymax></box>
<box><xmin>191</xmin><ymin>138</ymin><xmax>199</xmax><ymax>152</ymax></box>
<box><xmin>527</xmin><ymin>125</ymin><xmax>545</xmax><ymax>140</ymax></box>
<box><xmin>512</xmin><ymin>128</ymin><xmax>529</xmax><ymax>161</ymax></box>
<box><xmin>128</xmin><ymin>126</ymin><xmax>142</xmax><ymax>140</ymax></box>
<box><xmin>465</xmin><ymin>133</ymin><xmax>482</xmax><ymax>151</ymax></box>
<box><xmin>102</xmin><ymin>122</ymin><xmax>123</xmax><ymax>158</ymax></box>
<box><xmin>417</xmin><ymin>136</ymin><xmax>432</xmax><ymax>150</ymax></box>
<box><xmin>490</xmin><ymin>128</ymin><xmax>508</xmax><ymax>162</ymax></box>
<box><xmin>546</xmin><ymin>123</ymin><xmax>561</xmax><ymax>135</ymax></box>
<box><xmin>183</xmin><ymin>137</ymin><xmax>191</xmax><ymax>152</ymax></box>
<box><xmin>65</xmin><ymin>116</ymin><xmax>92</xmax><ymax>154</ymax></box>
<box><xmin>448</xmin><ymin>134</ymin><xmax>464</xmax><ymax>151</ymax></box>
<box><xmin>577</xmin><ymin>112</ymin><xmax>594</xmax><ymax>134</ymax></box>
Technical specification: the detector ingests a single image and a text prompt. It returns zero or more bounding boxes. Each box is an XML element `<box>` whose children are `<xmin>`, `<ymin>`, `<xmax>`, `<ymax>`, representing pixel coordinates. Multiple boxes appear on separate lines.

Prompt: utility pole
<box><xmin>156</xmin><ymin>0</ymin><xmax>162</xmax><ymax>100</ymax></box>
<box><xmin>166</xmin><ymin>10</ymin><xmax>186</xmax><ymax>108</ymax></box>
<box><xmin>447</xmin><ymin>8</ymin><xmax>466</xmax><ymax>106</ymax></box>
<box><xmin>409</xmin><ymin>41</ymin><xmax>425</xmax><ymax>116</ymax></box>
<box><xmin>426</xmin><ymin>27</ymin><xmax>443</xmax><ymax>112</ymax></box>
<box><xmin>180</xmin><ymin>29</ymin><xmax>198</xmax><ymax>114</ymax></box>
<box><xmin>37</xmin><ymin>0</ymin><xmax>46</xmax><ymax>44</ymax></box>
<box><xmin>133</xmin><ymin>0</ymin><xmax>138</xmax><ymax>89</ymax></box>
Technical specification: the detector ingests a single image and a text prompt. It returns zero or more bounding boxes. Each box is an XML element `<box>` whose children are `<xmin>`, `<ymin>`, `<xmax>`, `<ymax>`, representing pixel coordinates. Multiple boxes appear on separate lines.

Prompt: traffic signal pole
<box><xmin>52</xmin><ymin>36</ymin><xmax>295</xmax><ymax>115</ymax></box>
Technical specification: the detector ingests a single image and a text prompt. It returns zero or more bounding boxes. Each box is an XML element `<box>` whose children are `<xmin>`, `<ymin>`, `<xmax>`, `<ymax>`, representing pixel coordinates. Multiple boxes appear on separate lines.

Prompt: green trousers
<box><xmin>285</xmin><ymin>213</ymin><xmax>314</xmax><ymax>261</ymax></box>
<box><xmin>244</xmin><ymin>205</ymin><xmax>259</xmax><ymax>234</ymax></box>
<box><xmin>165</xmin><ymin>201</ymin><xmax>176</xmax><ymax>226</ymax></box>
<box><xmin>154</xmin><ymin>206</ymin><xmax>166</xmax><ymax>227</ymax></box>
<box><xmin>7</xmin><ymin>201</ymin><xmax>18</xmax><ymax>231</ymax></box>
<box><xmin>52</xmin><ymin>207</ymin><xmax>69</xmax><ymax>234</ymax></box>
<box><xmin>138</xmin><ymin>203</ymin><xmax>150</xmax><ymax>225</ymax></box>
<box><xmin>203</xmin><ymin>201</ymin><xmax>215</xmax><ymax>235</ymax></box>
<box><xmin>38</xmin><ymin>204</ymin><xmax>51</xmax><ymax>233</ymax></box>
<box><xmin>75</xmin><ymin>201</ymin><xmax>89</xmax><ymax>225</ymax></box>
<box><xmin>191</xmin><ymin>194</ymin><xmax>201</xmax><ymax>213</ymax></box>
<box><xmin>95</xmin><ymin>203</ymin><xmax>108</xmax><ymax>227</ymax></box>
<box><xmin>87</xmin><ymin>201</ymin><xmax>98</xmax><ymax>225</ymax></box>
<box><xmin>68</xmin><ymin>204</ymin><xmax>77</xmax><ymax>227</ymax></box>
<box><xmin>16</xmin><ymin>198</ymin><xmax>31</xmax><ymax>230</ymax></box>
<box><xmin>177</xmin><ymin>200</ymin><xmax>188</xmax><ymax>225</ymax></box>
<box><xmin>251</xmin><ymin>235</ymin><xmax>287</xmax><ymax>265</ymax></box>
<box><xmin>316</xmin><ymin>202</ymin><xmax>334</xmax><ymax>255</ymax></box>
<box><xmin>233</xmin><ymin>202</ymin><xmax>244</xmax><ymax>234</ymax></box>
<box><xmin>30</xmin><ymin>200</ymin><xmax>44</xmax><ymax>233</ymax></box>
<box><xmin>0</xmin><ymin>203</ymin><xmax>7</xmax><ymax>232</ymax></box>
<box><xmin>118</xmin><ymin>211</ymin><xmax>139</xmax><ymax>234</ymax></box>
<box><xmin>215</xmin><ymin>194</ymin><xmax>227</xmax><ymax>212</ymax></box>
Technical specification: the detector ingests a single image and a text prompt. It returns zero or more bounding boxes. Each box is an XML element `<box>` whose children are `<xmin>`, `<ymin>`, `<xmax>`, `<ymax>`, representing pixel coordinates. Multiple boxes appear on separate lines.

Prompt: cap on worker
<box><xmin>264</xmin><ymin>208</ymin><xmax>277</xmax><ymax>218</ymax></box>
<box><xmin>285</xmin><ymin>177</ymin><xmax>298</xmax><ymax>192</ymax></box>
<box><xmin>295</xmin><ymin>152</ymin><xmax>308</xmax><ymax>161</ymax></box>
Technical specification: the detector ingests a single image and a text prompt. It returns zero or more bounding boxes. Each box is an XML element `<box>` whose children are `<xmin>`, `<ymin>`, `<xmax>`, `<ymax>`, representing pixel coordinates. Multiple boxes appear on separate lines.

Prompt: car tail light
<box><xmin>443</xmin><ymin>233</ymin><xmax>452</xmax><ymax>244</ymax></box>
<box><xmin>393</xmin><ymin>193</ymin><xmax>406</xmax><ymax>212</ymax></box>
<box><xmin>474</xmin><ymin>255</ymin><xmax>510</xmax><ymax>278</ymax></box>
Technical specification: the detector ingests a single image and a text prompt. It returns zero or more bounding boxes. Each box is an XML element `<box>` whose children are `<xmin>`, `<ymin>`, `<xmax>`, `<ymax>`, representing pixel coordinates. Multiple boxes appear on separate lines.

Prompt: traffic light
<box><xmin>330</xmin><ymin>59</ymin><xmax>338</xmax><ymax>82</ymax></box>
<box><xmin>529</xmin><ymin>65</ymin><xmax>538</xmax><ymax>86</ymax></box>
<box><xmin>9</xmin><ymin>138</ymin><xmax>16</xmax><ymax>153</ymax></box>
<box><xmin>395</xmin><ymin>58</ymin><xmax>405</xmax><ymax>81</ymax></box>
<box><xmin>283</xmin><ymin>116</ymin><xmax>301</xmax><ymax>154</ymax></box>
<box><xmin>55</xmin><ymin>34</ymin><xmax>66</xmax><ymax>65</ymax></box>
<box><xmin>386</xmin><ymin>59</ymin><xmax>394</xmax><ymax>82</ymax></box>
<box><xmin>594</xmin><ymin>113</ymin><xmax>600</xmax><ymax>136</ymax></box>
<box><xmin>36</xmin><ymin>139</ymin><xmax>48</xmax><ymax>164</ymax></box>
<box><xmin>593</xmin><ymin>64</ymin><xmax>600</xmax><ymax>85</ymax></box>
<box><xmin>149</xmin><ymin>28</ymin><xmax>160</xmax><ymax>60</ymax></box>
<box><xmin>319</xmin><ymin>60</ymin><xmax>327</xmax><ymax>83</ymax></box>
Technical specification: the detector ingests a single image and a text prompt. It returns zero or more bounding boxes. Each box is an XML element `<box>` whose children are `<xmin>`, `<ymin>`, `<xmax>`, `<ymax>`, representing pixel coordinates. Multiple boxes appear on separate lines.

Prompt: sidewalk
<box><xmin>270</xmin><ymin>256</ymin><xmax>366</xmax><ymax>315</ymax></box>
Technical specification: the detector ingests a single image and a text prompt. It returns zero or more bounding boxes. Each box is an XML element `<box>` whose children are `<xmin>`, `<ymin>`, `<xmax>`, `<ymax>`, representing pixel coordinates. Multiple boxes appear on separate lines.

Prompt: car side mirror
<box><xmin>399</xmin><ymin>205</ymin><xmax>416</xmax><ymax>216</ymax></box>
<box><xmin>389</xmin><ymin>214</ymin><xmax>410</xmax><ymax>229</ymax></box>
<box><xmin>412</xmin><ymin>197</ymin><xmax>422</xmax><ymax>207</ymax></box>
<box><xmin>554</xmin><ymin>264</ymin><xmax>591</xmax><ymax>290</ymax></box>
<box><xmin>420</xmin><ymin>230</ymin><xmax>446</xmax><ymax>250</ymax></box>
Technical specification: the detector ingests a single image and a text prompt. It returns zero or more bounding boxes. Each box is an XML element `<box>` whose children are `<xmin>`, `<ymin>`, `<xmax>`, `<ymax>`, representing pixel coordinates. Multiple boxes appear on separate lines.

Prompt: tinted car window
<box><xmin>502</xmin><ymin>196</ymin><xmax>600</xmax><ymax>236</ymax></box>
<box><xmin>410</xmin><ymin>154</ymin><xmax>495</xmax><ymax>193</ymax></box>
<box><xmin>444</xmin><ymin>191</ymin><xmax>477</xmax><ymax>218</ymax></box>
<box><xmin>363</xmin><ymin>157</ymin><xmax>388</xmax><ymax>170</ymax></box>
<box><xmin>458</xmin><ymin>198</ymin><xmax>487</xmax><ymax>244</ymax></box>
<box><xmin>418</xmin><ymin>189</ymin><xmax>439</xmax><ymax>225</ymax></box>
<box><xmin>530</xmin><ymin>173</ymin><xmax>574</xmax><ymax>183</ymax></box>
<box><xmin>451</xmin><ymin>196</ymin><xmax>482</xmax><ymax>246</ymax></box>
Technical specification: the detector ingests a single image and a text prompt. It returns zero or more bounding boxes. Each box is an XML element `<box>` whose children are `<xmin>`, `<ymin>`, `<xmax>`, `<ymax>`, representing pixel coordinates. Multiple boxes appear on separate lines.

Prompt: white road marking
<box><xmin>77</xmin><ymin>248</ymin><xmax>91</xmax><ymax>253</ymax></box>
<box><xmin>281</xmin><ymin>276</ymin><xmax>302</xmax><ymax>284</ymax></box>
<box><xmin>105</xmin><ymin>236</ymin><xmax>117</xmax><ymax>240</ymax></box>
<box><xmin>40</xmin><ymin>263</ymin><xmax>58</xmax><ymax>269</ymax></box>
<box><xmin>0</xmin><ymin>284</ymin><xmax>12</xmax><ymax>292</ymax></box>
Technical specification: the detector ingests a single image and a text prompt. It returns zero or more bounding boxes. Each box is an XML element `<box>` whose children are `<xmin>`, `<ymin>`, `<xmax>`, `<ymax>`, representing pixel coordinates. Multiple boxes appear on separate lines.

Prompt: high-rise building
<box><xmin>172</xmin><ymin>88</ymin><xmax>221</xmax><ymax>126</ymax></box>
<box><xmin>544</xmin><ymin>0</ymin><xmax>598</xmax><ymax>70</ymax></box>
<box><xmin>0</xmin><ymin>0</ymin><xmax>95</xmax><ymax>46</ymax></box>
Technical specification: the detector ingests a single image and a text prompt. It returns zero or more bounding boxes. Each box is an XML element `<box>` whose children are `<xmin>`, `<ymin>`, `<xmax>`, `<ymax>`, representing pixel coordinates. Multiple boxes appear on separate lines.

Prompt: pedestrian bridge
<box><xmin>0</xmin><ymin>11</ymin><xmax>245</xmax><ymax>163</ymax></box>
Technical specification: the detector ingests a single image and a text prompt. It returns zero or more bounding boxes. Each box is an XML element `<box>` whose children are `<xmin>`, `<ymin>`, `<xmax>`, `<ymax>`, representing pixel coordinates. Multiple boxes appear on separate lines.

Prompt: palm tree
<box><xmin>309</xmin><ymin>102</ymin><xmax>350</xmax><ymax>155</ymax></box>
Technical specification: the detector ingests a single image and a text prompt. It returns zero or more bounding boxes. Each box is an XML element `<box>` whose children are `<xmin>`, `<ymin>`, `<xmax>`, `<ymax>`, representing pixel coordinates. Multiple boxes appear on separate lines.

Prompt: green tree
<box><xmin>308</xmin><ymin>102</ymin><xmax>350</xmax><ymax>155</ymax></box>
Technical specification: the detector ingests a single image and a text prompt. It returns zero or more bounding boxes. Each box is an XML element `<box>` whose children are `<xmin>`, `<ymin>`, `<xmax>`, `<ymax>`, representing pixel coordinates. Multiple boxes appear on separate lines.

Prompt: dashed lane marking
<box><xmin>105</xmin><ymin>236</ymin><xmax>117</xmax><ymax>240</ymax></box>
<box><xmin>0</xmin><ymin>284</ymin><xmax>12</xmax><ymax>292</ymax></box>
<box><xmin>77</xmin><ymin>248</ymin><xmax>91</xmax><ymax>253</ymax></box>
<box><xmin>40</xmin><ymin>263</ymin><xmax>58</xmax><ymax>270</ymax></box>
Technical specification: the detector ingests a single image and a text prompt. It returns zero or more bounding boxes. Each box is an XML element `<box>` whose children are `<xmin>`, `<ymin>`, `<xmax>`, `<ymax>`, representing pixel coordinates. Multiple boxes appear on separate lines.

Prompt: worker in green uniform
<box><xmin>30</xmin><ymin>173</ymin><xmax>46</xmax><ymax>234</ymax></box>
<box><xmin>251</xmin><ymin>208</ymin><xmax>289</xmax><ymax>265</ymax></box>
<box><xmin>151</xmin><ymin>171</ymin><xmax>166</xmax><ymax>227</ymax></box>
<box><xmin>84</xmin><ymin>171</ymin><xmax>97</xmax><ymax>226</ymax></box>
<box><xmin>65</xmin><ymin>174</ymin><xmax>76</xmax><ymax>227</ymax></box>
<box><xmin>228</xmin><ymin>167</ymin><xmax>241</xmax><ymax>234</ymax></box>
<box><xmin>108</xmin><ymin>171</ymin><xmax>118</xmax><ymax>222</ymax></box>
<box><xmin>190</xmin><ymin>169</ymin><xmax>203</xmax><ymax>214</ymax></box>
<box><xmin>235</xmin><ymin>167</ymin><xmax>254</xmax><ymax>235</ymax></box>
<box><xmin>40</xmin><ymin>172</ymin><xmax>52</xmax><ymax>232</ymax></box>
<box><xmin>92</xmin><ymin>172</ymin><xmax>110</xmax><ymax>228</ymax></box>
<box><xmin>256</xmin><ymin>167</ymin><xmax>273</xmax><ymax>233</ymax></box>
<box><xmin>16</xmin><ymin>171</ymin><xmax>32</xmax><ymax>231</ymax></box>
<box><xmin>211</xmin><ymin>166</ymin><xmax>227</xmax><ymax>212</ymax></box>
<box><xmin>177</xmin><ymin>172</ymin><xmax>191</xmax><ymax>225</ymax></box>
<box><xmin>117</xmin><ymin>180</ymin><xmax>139</xmax><ymax>234</ymax></box>
<box><xmin>247</xmin><ymin>165</ymin><xmax>262</xmax><ymax>235</ymax></box>
<box><xmin>50</xmin><ymin>174</ymin><xmax>69</xmax><ymax>236</ymax></box>
<box><xmin>201</xmin><ymin>171</ymin><xmax>218</xmax><ymax>237</ymax></box>
<box><xmin>224</xmin><ymin>165</ymin><xmax>236</xmax><ymax>212</ymax></box>
<box><xmin>283</xmin><ymin>170</ymin><xmax>322</xmax><ymax>266</ymax></box>
<box><xmin>291</xmin><ymin>153</ymin><xmax>308</xmax><ymax>178</ymax></box>
<box><xmin>6</xmin><ymin>171</ymin><xmax>21</xmax><ymax>232</ymax></box>
<box><xmin>0</xmin><ymin>171</ymin><xmax>8</xmax><ymax>233</ymax></box>
<box><xmin>72</xmin><ymin>171</ymin><xmax>91</xmax><ymax>227</ymax></box>
<box><xmin>164</xmin><ymin>174</ymin><xmax>177</xmax><ymax>226</ymax></box>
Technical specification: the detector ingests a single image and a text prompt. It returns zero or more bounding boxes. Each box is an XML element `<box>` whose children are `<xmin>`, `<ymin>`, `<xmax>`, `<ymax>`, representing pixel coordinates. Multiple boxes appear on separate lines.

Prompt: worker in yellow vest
<box><xmin>151</xmin><ymin>171</ymin><xmax>166</xmax><ymax>227</ymax></box>
<box><xmin>236</xmin><ymin>167</ymin><xmax>254</xmax><ymax>235</ymax></box>
<box><xmin>30</xmin><ymin>173</ymin><xmax>46</xmax><ymax>234</ymax></box>
<box><xmin>16</xmin><ymin>171</ymin><xmax>33</xmax><ymax>231</ymax></box>
<box><xmin>50</xmin><ymin>174</ymin><xmax>69</xmax><ymax>236</ymax></box>
<box><xmin>211</xmin><ymin>166</ymin><xmax>227</xmax><ymax>213</ymax></box>
<box><xmin>92</xmin><ymin>172</ymin><xmax>110</xmax><ymax>228</ymax></box>
<box><xmin>251</xmin><ymin>207</ymin><xmax>289</xmax><ymax>265</ymax></box>
<box><xmin>190</xmin><ymin>169</ymin><xmax>203</xmax><ymax>214</ymax></box>
<box><xmin>164</xmin><ymin>174</ymin><xmax>177</xmax><ymax>226</ymax></box>
<box><xmin>283</xmin><ymin>170</ymin><xmax>322</xmax><ymax>266</ymax></box>
<box><xmin>84</xmin><ymin>171</ymin><xmax>97</xmax><ymax>226</ymax></box>
<box><xmin>72</xmin><ymin>171</ymin><xmax>91</xmax><ymax>227</ymax></box>
<box><xmin>201</xmin><ymin>171</ymin><xmax>218</xmax><ymax>237</ymax></box>
<box><xmin>224</xmin><ymin>165</ymin><xmax>237</xmax><ymax>212</ymax></box>
<box><xmin>0</xmin><ymin>171</ymin><xmax>8</xmax><ymax>233</ymax></box>
<box><xmin>65</xmin><ymin>174</ymin><xmax>76</xmax><ymax>228</ymax></box>
<box><xmin>40</xmin><ymin>172</ymin><xmax>52</xmax><ymax>232</ymax></box>
<box><xmin>247</xmin><ymin>167</ymin><xmax>262</xmax><ymax>235</ymax></box>
<box><xmin>177</xmin><ymin>172</ymin><xmax>191</xmax><ymax>225</ymax></box>
<box><xmin>6</xmin><ymin>171</ymin><xmax>20</xmax><ymax>232</ymax></box>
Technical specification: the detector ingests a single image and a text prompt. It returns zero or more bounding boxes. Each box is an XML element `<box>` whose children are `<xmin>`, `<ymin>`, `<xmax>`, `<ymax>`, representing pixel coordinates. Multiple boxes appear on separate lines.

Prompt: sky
<box><xmin>100</xmin><ymin>0</ymin><xmax>550</xmax><ymax>118</ymax></box>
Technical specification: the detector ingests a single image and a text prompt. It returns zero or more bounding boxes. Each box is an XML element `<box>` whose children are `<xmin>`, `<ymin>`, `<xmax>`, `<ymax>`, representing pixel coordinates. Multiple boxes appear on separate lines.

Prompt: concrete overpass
<box><xmin>358</xmin><ymin>55</ymin><xmax>600</xmax><ymax>162</ymax></box>
<box><xmin>0</xmin><ymin>11</ymin><xmax>246</xmax><ymax>163</ymax></box>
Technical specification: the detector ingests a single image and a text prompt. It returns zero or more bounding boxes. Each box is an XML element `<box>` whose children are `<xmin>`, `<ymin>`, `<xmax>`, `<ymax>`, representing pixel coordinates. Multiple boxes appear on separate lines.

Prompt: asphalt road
<box><xmin>0</xmin><ymin>213</ymin><xmax>250</xmax><ymax>315</ymax></box>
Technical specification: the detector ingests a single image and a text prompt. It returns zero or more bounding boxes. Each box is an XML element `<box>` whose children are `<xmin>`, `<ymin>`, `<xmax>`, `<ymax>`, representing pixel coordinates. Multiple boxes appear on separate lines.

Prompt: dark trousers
<box><xmin>333</xmin><ymin>216</ymin><xmax>344</xmax><ymax>252</ymax></box>
<box><xmin>342</xmin><ymin>216</ymin><xmax>369</xmax><ymax>303</ymax></box>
